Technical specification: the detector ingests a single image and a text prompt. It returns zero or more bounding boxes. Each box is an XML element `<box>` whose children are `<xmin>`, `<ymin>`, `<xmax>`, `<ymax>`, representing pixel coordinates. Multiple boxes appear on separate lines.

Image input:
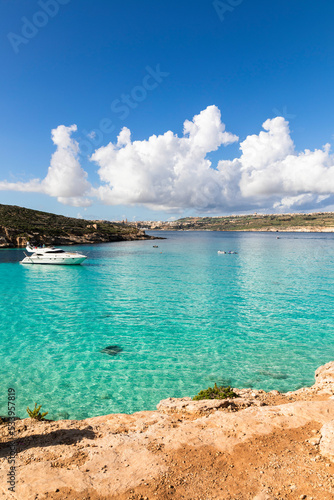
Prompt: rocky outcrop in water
<box><xmin>0</xmin><ymin>225</ymin><xmax>153</xmax><ymax>248</ymax></box>
<box><xmin>0</xmin><ymin>204</ymin><xmax>158</xmax><ymax>248</ymax></box>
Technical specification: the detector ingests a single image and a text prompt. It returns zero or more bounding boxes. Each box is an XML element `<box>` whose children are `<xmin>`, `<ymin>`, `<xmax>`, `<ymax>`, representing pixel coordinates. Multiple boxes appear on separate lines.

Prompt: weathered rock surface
<box><xmin>320</xmin><ymin>419</ymin><xmax>334</xmax><ymax>462</ymax></box>
<box><xmin>315</xmin><ymin>361</ymin><xmax>334</xmax><ymax>391</ymax></box>
<box><xmin>1</xmin><ymin>362</ymin><xmax>334</xmax><ymax>500</ymax></box>
<box><xmin>157</xmin><ymin>395</ymin><xmax>266</xmax><ymax>413</ymax></box>
<box><xmin>0</xmin><ymin>204</ymin><xmax>159</xmax><ymax>248</ymax></box>
<box><xmin>0</xmin><ymin>223</ymin><xmax>155</xmax><ymax>248</ymax></box>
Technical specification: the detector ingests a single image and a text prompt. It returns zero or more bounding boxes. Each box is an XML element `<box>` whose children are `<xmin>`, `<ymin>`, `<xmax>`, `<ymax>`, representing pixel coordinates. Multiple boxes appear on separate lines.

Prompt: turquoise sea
<box><xmin>1</xmin><ymin>231</ymin><xmax>333</xmax><ymax>420</ymax></box>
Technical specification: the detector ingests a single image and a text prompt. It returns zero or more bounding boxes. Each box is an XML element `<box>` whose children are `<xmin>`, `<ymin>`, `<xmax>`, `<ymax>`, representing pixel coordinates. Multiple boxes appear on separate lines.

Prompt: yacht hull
<box><xmin>21</xmin><ymin>257</ymin><xmax>87</xmax><ymax>266</ymax></box>
<box><xmin>21</xmin><ymin>256</ymin><xmax>87</xmax><ymax>265</ymax></box>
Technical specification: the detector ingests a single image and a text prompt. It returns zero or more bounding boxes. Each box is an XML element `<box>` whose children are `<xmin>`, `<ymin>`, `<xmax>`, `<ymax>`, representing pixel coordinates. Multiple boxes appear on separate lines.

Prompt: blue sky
<box><xmin>1</xmin><ymin>0</ymin><xmax>334</xmax><ymax>220</ymax></box>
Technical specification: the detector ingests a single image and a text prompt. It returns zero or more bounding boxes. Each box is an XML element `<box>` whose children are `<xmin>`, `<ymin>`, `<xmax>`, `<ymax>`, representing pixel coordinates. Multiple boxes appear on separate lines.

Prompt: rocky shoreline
<box><xmin>244</xmin><ymin>227</ymin><xmax>334</xmax><ymax>233</ymax></box>
<box><xmin>1</xmin><ymin>362</ymin><xmax>334</xmax><ymax>499</ymax></box>
<box><xmin>0</xmin><ymin>225</ymin><xmax>158</xmax><ymax>248</ymax></box>
<box><xmin>0</xmin><ymin>204</ymin><xmax>161</xmax><ymax>248</ymax></box>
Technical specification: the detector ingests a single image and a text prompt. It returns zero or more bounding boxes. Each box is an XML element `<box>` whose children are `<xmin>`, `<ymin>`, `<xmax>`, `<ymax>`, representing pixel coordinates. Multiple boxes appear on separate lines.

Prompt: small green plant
<box><xmin>193</xmin><ymin>383</ymin><xmax>239</xmax><ymax>401</ymax></box>
<box><xmin>26</xmin><ymin>403</ymin><xmax>48</xmax><ymax>421</ymax></box>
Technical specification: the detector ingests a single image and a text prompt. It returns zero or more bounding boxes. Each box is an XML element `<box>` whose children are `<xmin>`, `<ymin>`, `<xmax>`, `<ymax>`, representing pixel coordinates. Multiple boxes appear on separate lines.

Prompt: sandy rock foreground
<box><xmin>1</xmin><ymin>362</ymin><xmax>334</xmax><ymax>500</ymax></box>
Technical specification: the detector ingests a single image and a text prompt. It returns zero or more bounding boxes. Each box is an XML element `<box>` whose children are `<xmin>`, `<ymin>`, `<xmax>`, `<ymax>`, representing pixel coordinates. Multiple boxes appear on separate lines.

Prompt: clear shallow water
<box><xmin>0</xmin><ymin>231</ymin><xmax>333</xmax><ymax>420</ymax></box>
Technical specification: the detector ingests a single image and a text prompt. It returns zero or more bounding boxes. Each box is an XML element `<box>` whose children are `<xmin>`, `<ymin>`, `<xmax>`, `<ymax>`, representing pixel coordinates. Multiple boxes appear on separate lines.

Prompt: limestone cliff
<box><xmin>0</xmin><ymin>362</ymin><xmax>333</xmax><ymax>499</ymax></box>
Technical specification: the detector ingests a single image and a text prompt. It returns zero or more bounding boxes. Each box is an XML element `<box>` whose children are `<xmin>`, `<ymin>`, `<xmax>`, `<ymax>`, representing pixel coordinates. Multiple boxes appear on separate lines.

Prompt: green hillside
<box><xmin>0</xmin><ymin>204</ymin><xmax>151</xmax><ymax>247</ymax></box>
<box><xmin>169</xmin><ymin>212</ymin><xmax>334</xmax><ymax>231</ymax></box>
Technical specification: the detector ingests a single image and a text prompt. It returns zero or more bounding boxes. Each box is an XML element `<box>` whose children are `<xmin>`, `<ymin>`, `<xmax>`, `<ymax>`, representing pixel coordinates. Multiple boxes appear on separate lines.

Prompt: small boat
<box><xmin>217</xmin><ymin>250</ymin><xmax>226</xmax><ymax>254</ymax></box>
<box><xmin>228</xmin><ymin>251</ymin><xmax>238</xmax><ymax>254</ymax></box>
<box><xmin>20</xmin><ymin>243</ymin><xmax>87</xmax><ymax>265</ymax></box>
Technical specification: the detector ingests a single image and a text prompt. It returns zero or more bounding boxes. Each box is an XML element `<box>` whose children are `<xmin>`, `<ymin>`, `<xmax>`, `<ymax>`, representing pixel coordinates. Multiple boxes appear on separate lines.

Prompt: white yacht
<box><xmin>21</xmin><ymin>243</ymin><xmax>87</xmax><ymax>265</ymax></box>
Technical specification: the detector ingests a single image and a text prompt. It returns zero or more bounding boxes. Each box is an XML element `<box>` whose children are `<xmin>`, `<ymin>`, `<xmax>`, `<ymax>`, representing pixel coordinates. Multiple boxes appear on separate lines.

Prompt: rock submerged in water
<box><xmin>100</xmin><ymin>345</ymin><xmax>123</xmax><ymax>356</ymax></box>
<box><xmin>258</xmin><ymin>370</ymin><xmax>289</xmax><ymax>380</ymax></box>
<box><xmin>55</xmin><ymin>410</ymin><xmax>70</xmax><ymax>419</ymax></box>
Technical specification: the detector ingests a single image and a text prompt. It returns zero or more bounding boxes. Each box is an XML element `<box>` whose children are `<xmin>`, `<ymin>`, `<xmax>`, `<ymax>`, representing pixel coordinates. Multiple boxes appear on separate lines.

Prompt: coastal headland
<box><xmin>1</xmin><ymin>362</ymin><xmax>333</xmax><ymax>499</ymax></box>
<box><xmin>131</xmin><ymin>212</ymin><xmax>334</xmax><ymax>232</ymax></box>
<box><xmin>0</xmin><ymin>204</ymin><xmax>159</xmax><ymax>248</ymax></box>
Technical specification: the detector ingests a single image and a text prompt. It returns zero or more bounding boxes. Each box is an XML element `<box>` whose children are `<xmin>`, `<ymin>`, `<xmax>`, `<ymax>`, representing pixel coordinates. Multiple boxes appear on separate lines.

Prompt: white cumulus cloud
<box><xmin>233</xmin><ymin>118</ymin><xmax>334</xmax><ymax>209</ymax></box>
<box><xmin>91</xmin><ymin>105</ymin><xmax>239</xmax><ymax>211</ymax></box>
<box><xmin>0</xmin><ymin>124</ymin><xmax>92</xmax><ymax>207</ymax></box>
<box><xmin>1</xmin><ymin>107</ymin><xmax>334</xmax><ymax>214</ymax></box>
<box><xmin>92</xmin><ymin>111</ymin><xmax>334</xmax><ymax>213</ymax></box>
